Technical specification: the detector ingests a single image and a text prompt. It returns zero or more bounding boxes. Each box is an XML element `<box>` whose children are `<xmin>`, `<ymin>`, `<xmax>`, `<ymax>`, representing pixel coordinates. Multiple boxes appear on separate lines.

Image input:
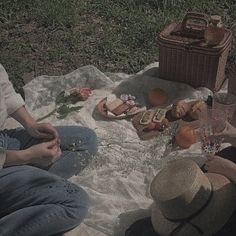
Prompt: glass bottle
<box><xmin>204</xmin><ymin>15</ymin><xmax>225</xmax><ymax>46</ymax></box>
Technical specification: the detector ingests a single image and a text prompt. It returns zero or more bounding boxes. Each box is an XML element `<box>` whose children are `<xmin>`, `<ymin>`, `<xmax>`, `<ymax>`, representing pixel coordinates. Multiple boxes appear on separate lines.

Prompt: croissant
<box><xmin>189</xmin><ymin>100</ymin><xmax>207</xmax><ymax>120</ymax></box>
<box><xmin>171</xmin><ymin>100</ymin><xmax>190</xmax><ymax>119</ymax></box>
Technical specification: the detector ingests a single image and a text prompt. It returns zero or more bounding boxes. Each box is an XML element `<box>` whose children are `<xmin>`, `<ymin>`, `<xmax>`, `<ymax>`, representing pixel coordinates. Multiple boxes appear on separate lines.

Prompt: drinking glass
<box><xmin>213</xmin><ymin>92</ymin><xmax>236</xmax><ymax>123</ymax></box>
<box><xmin>198</xmin><ymin>108</ymin><xmax>226</xmax><ymax>159</ymax></box>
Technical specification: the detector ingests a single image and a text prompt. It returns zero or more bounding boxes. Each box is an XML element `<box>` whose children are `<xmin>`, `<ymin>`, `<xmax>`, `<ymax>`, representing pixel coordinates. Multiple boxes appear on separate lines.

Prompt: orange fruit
<box><xmin>175</xmin><ymin>125</ymin><xmax>197</xmax><ymax>149</ymax></box>
<box><xmin>148</xmin><ymin>88</ymin><xmax>168</xmax><ymax>107</ymax></box>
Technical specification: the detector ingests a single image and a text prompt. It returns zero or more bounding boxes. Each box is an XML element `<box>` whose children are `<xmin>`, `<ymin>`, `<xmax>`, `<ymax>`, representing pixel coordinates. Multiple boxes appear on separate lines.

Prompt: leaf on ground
<box><xmin>56</xmin><ymin>104</ymin><xmax>83</xmax><ymax>119</ymax></box>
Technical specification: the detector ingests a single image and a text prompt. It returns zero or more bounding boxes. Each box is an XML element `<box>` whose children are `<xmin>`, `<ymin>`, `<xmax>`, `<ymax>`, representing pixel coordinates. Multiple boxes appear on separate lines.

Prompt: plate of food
<box><xmin>132</xmin><ymin>107</ymin><xmax>170</xmax><ymax>140</ymax></box>
<box><xmin>96</xmin><ymin>94</ymin><xmax>146</xmax><ymax>120</ymax></box>
<box><xmin>166</xmin><ymin>99</ymin><xmax>208</xmax><ymax>122</ymax></box>
<box><xmin>132</xmin><ymin>99</ymin><xmax>208</xmax><ymax>140</ymax></box>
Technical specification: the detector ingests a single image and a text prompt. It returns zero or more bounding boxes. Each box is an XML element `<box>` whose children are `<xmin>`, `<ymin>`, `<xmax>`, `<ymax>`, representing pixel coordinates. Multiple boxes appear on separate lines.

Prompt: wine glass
<box><xmin>160</xmin><ymin>120</ymin><xmax>180</xmax><ymax>157</ymax></box>
<box><xmin>198</xmin><ymin>108</ymin><xmax>226</xmax><ymax>160</ymax></box>
<box><xmin>213</xmin><ymin>92</ymin><xmax>236</xmax><ymax>124</ymax></box>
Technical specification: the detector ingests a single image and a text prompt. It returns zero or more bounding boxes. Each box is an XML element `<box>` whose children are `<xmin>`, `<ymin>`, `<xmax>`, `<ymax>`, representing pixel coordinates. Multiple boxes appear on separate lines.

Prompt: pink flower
<box><xmin>126</xmin><ymin>100</ymin><xmax>136</xmax><ymax>106</ymax></box>
<box><xmin>128</xmin><ymin>94</ymin><xmax>136</xmax><ymax>100</ymax></box>
<box><xmin>69</xmin><ymin>87</ymin><xmax>92</xmax><ymax>101</ymax></box>
<box><xmin>120</xmin><ymin>94</ymin><xmax>129</xmax><ymax>102</ymax></box>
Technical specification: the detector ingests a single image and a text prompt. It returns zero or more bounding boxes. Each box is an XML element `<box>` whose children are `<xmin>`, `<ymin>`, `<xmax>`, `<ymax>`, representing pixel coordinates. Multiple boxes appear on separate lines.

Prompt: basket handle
<box><xmin>181</xmin><ymin>12</ymin><xmax>209</xmax><ymax>32</ymax></box>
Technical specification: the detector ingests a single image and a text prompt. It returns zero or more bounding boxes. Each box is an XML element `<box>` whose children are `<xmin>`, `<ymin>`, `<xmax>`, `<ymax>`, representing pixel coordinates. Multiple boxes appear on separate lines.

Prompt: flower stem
<box><xmin>37</xmin><ymin>107</ymin><xmax>57</xmax><ymax>122</ymax></box>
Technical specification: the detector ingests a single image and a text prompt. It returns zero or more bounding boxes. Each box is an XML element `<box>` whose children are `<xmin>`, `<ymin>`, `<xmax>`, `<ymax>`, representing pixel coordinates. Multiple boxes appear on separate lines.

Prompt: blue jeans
<box><xmin>0</xmin><ymin>126</ymin><xmax>98</xmax><ymax>179</ymax></box>
<box><xmin>0</xmin><ymin>126</ymin><xmax>97</xmax><ymax>236</ymax></box>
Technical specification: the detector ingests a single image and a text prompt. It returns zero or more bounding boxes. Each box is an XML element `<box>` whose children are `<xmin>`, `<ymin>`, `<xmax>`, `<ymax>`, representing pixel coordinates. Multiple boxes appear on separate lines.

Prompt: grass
<box><xmin>0</xmin><ymin>0</ymin><xmax>236</xmax><ymax>94</ymax></box>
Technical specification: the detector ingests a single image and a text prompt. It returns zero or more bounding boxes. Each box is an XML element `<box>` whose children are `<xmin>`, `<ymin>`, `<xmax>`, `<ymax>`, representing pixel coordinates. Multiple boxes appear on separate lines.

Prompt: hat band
<box><xmin>168</xmin><ymin>184</ymin><xmax>213</xmax><ymax>236</ymax></box>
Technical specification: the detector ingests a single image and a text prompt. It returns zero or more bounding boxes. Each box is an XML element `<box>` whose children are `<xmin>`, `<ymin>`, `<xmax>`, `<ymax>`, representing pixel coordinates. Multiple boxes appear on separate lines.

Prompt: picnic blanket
<box><xmin>4</xmin><ymin>62</ymin><xmax>226</xmax><ymax>236</ymax></box>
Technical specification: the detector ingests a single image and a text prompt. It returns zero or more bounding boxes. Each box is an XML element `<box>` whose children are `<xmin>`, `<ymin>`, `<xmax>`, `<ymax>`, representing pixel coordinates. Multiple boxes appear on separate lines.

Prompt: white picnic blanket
<box><xmin>4</xmin><ymin>62</ymin><xmax>224</xmax><ymax>236</ymax></box>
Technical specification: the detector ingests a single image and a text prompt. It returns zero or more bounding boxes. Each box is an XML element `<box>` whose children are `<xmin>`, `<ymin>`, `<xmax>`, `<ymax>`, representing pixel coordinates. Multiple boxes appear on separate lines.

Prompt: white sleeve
<box><xmin>0</xmin><ymin>64</ymin><xmax>25</xmax><ymax>115</ymax></box>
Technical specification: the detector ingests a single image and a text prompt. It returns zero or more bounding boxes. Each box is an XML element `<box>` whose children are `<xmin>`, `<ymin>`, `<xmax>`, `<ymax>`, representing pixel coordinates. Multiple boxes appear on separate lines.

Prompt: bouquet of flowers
<box><xmin>38</xmin><ymin>87</ymin><xmax>92</xmax><ymax>121</ymax></box>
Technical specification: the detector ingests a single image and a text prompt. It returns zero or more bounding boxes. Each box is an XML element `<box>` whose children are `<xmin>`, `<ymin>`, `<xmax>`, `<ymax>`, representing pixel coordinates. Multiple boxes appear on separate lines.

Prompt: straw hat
<box><xmin>150</xmin><ymin>159</ymin><xmax>236</xmax><ymax>236</ymax></box>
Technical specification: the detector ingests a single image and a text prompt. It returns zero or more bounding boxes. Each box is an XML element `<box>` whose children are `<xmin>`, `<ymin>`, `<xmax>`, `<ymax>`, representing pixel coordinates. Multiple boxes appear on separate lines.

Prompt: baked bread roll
<box><xmin>171</xmin><ymin>100</ymin><xmax>190</xmax><ymax>119</ymax></box>
<box><xmin>189</xmin><ymin>100</ymin><xmax>207</xmax><ymax>120</ymax></box>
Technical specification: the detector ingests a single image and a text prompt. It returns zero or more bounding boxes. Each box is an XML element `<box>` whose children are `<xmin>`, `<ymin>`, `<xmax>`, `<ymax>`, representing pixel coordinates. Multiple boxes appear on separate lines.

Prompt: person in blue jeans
<box><xmin>0</xmin><ymin>64</ymin><xmax>97</xmax><ymax>236</ymax></box>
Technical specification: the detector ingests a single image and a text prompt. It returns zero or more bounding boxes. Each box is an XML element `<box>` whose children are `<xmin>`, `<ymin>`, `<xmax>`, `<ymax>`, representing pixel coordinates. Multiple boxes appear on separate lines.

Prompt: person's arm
<box><xmin>225</xmin><ymin>123</ymin><xmax>236</xmax><ymax>147</ymax></box>
<box><xmin>0</xmin><ymin>65</ymin><xmax>61</xmax><ymax>170</ymax></box>
<box><xmin>0</xmin><ymin>64</ymin><xmax>58</xmax><ymax>140</ymax></box>
<box><xmin>10</xmin><ymin>106</ymin><xmax>36</xmax><ymax>130</ymax></box>
<box><xmin>205</xmin><ymin>156</ymin><xmax>236</xmax><ymax>184</ymax></box>
<box><xmin>228</xmin><ymin>138</ymin><xmax>236</xmax><ymax>147</ymax></box>
<box><xmin>216</xmin><ymin>122</ymin><xmax>236</xmax><ymax>147</ymax></box>
<box><xmin>11</xmin><ymin>106</ymin><xmax>59</xmax><ymax>140</ymax></box>
<box><xmin>0</xmin><ymin>64</ymin><xmax>25</xmax><ymax>116</ymax></box>
<box><xmin>223</xmin><ymin>122</ymin><xmax>236</xmax><ymax>137</ymax></box>
<box><xmin>4</xmin><ymin>149</ymin><xmax>31</xmax><ymax>167</ymax></box>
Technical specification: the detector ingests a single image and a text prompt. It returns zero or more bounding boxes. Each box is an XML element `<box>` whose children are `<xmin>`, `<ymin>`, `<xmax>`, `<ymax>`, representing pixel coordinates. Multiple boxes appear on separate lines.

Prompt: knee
<box><xmin>10</xmin><ymin>165</ymin><xmax>59</xmax><ymax>185</ymax></box>
<box><xmin>83</xmin><ymin>128</ymin><xmax>98</xmax><ymax>155</ymax></box>
<box><xmin>65</xmin><ymin>184</ymin><xmax>90</xmax><ymax>225</ymax></box>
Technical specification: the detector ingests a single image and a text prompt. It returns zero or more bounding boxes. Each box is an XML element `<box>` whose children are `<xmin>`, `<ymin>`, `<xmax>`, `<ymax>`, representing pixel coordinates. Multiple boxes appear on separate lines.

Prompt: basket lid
<box><xmin>158</xmin><ymin>22</ymin><xmax>232</xmax><ymax>53</ymax></box>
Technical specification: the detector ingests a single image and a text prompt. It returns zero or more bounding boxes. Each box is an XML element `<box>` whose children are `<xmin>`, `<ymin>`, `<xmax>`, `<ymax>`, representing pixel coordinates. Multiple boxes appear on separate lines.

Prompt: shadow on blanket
<box><xmin>113</xmin><ymin>67</ymin><xmax>203</xmax><ymax>108</ymax></box>
<box><xmin>113</xmin><ymin>208</ymin><xmax>152</xmax><ymax>236</ymax></box>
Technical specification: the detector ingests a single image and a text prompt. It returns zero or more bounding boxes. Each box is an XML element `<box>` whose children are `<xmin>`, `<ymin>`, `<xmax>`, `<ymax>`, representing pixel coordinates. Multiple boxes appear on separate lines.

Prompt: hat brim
<box><xmin>151</xmin><ymin>173</ymin><xmax>236</xmax><ymax>236</ymax></box>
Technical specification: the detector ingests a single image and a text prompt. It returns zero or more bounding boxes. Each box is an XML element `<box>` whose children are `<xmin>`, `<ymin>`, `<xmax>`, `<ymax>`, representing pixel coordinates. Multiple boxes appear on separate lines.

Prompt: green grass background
<box><xmin>0</xmin><ymin>0</ymin><xmax>236</xmax><ymax>92</ymax></box>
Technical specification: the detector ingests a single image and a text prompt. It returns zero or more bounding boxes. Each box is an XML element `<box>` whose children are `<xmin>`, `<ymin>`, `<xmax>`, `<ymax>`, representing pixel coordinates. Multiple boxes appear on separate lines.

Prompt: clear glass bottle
<box><xmin>204</xmin><ymin>15</ymin><xmax>225</xmax><ymax>46</ymax></box>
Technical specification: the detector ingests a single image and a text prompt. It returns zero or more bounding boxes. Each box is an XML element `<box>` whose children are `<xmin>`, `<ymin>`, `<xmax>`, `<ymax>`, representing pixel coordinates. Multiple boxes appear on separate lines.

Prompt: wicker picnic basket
<box><xmin>227</xmin><ymin>63</ymin><xmax>236</xmax><ymax>96</ymax></box>
<box><xmin>158</xmin><ymin>12</ymin><xmax>232</xmax><ymax>91</ymax></box>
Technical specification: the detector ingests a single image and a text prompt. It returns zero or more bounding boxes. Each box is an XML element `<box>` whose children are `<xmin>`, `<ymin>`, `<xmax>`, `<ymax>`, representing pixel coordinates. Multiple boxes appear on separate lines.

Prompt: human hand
<box><xmin>27</xmin><ymin>122</ymin><xmax>59</xmax><ymax>140</ymax></box>
<box><xmin>215</xmin><ymin>121</ymin><xmax>236</xmax><ymax>139</ymax></box>
<box><xmin>204</xmin><ymin>155</ymin><xmax>236</xmax><ymax>178</ymax></box>
<box><xmin>26</xmin><ymin>139</ymin><xmax>61</xmax><ymax>166</ymax></box>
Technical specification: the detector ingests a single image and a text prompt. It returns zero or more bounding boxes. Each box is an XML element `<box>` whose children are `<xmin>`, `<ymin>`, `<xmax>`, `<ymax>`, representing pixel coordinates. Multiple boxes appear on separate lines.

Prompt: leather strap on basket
<box><xmin>171</xmin><ymin>12</ymin><xmax>209</xmax><ymax>39</ymax></box>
